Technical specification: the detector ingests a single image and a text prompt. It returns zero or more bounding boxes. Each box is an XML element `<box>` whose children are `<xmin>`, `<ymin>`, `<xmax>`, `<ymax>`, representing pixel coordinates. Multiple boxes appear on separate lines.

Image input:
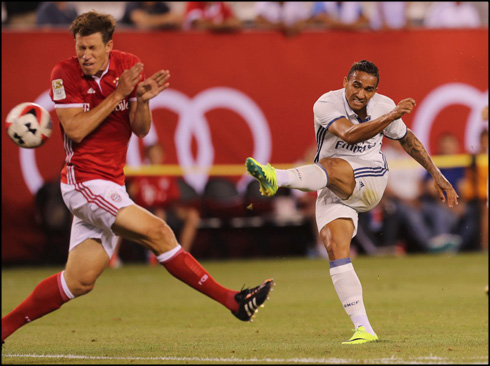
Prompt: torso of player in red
<box><xmin>130</xmin><ymin>176</ymin><xmax>181</xmax><ymax>211</ymax></box>
<box><xmin>49</xmin><ymin>50</ymin><xmax>143</xmax><ymax>186</ymax></box>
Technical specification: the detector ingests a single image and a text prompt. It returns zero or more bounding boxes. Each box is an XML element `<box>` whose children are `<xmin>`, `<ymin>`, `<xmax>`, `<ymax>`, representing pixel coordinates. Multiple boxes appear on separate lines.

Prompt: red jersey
<box><xmin>184</xmin><ymin>2</ymin><xmax>234</xmax><ymax>28</ymax></box>
<box><xmin>49</xmin><ymin>50</ymin><xmax>144</xmax><ymax>186</ymax></box>
<box><xmin>130</xmin><ymin>176</ymin><xmax>181</xmax><ymax>210</ymax></box>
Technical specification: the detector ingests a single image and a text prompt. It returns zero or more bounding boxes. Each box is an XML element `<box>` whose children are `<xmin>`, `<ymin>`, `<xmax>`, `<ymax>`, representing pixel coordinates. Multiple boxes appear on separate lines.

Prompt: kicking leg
<box><xmin>246</xmin><ymin>157</ymin><xmax>355</xmax><ymax>199</ymax></box>
<box><xmin>112</xmin><ymin>204</ymin><xmax>274</xmax><ymax>321</ymax></box>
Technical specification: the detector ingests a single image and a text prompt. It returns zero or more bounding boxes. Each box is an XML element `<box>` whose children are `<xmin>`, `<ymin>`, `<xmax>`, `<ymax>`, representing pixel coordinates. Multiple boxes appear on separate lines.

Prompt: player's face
<box><xmin>343</xmin><ymin>71</ymin><xmax>378</xmax><ymax>112</ymax></box>
<box><xmin>75</xmin><ymin>32</ymin><xmax>113</xmax><ymax>77</ymax></box>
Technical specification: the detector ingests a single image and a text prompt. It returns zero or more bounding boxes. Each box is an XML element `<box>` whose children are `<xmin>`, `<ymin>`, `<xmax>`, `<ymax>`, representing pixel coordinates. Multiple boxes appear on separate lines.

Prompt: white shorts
<box><xmin>61</xmin><ymin>179</ymin><xmax>134</xmax><ymax>258</ymax></box>
<box><xmin>316</xmin><ymin>156</ymin><xmax>389</xmax><ymax>238</ymax></box>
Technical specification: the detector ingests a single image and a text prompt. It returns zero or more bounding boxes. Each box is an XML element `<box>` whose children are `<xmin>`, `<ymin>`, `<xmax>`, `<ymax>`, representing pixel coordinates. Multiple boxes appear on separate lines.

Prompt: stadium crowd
<box><xmin>2</xmin><ymin>2</ymin><xmax>489</xmax><ymax>30</ymax></box>
<box><xmin>4</xmin><ymin>2</ymin><xmax>488</xmax><ymax>263</ymax></box>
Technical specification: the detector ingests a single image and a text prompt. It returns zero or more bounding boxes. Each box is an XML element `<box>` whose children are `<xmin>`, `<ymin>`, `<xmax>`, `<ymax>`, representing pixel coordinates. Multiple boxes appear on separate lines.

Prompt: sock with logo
<box><xmin>276</xmin><ymin>163</ymin><xmax>328</xmax><ymax>191</ymax></box>
<box><xmin>329</xmin><ymin>258</ymin><xmax>375</xmax><ymax>336</ymax></box>
<box><xmin>158</xmin><ymin>245</ymin><xmax>239</xmax><ymax>312</ymax></box>
<box><xmin>2</xmin><ymin>271</ymin><xmax>74</xmax><ymax>342</ymax></box>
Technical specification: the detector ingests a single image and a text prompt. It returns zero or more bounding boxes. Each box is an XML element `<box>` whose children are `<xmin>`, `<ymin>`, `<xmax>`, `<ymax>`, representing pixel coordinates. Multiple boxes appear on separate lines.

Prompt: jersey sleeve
<box><xmin>49</xmin><ymin>62</ymin><xmax>84</xmax><ymax>108</ymax></box>
<box><xmin>380</xmin><ymin>98</ymin><xmax>408</xmax><ymax>140</ymax></box>
<box><xmin>313</xmin><ymin>99</ymin><xmax>347</xmax><ymax>130</ymax></box>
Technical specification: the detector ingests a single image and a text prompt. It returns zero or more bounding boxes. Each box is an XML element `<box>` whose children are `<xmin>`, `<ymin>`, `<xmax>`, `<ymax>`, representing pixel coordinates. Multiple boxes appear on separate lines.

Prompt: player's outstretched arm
<box><xmin>399</xmin><ymin>129</ymin><xmax>459</xmax><ymax>208</ymax></box>
<box><xmin>130</xmin><ymin>69</ymin><xmax>170</xmax><ymax>137</ymax></box>
<box><xmin>327</xmin><ymin>98</ymin><xmax>416</xmax><ymax>144</ymax></box>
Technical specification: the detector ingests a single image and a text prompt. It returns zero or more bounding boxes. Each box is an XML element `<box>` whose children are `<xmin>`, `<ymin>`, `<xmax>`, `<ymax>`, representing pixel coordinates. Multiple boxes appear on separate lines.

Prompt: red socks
<box><xmin>161</xmin><ymin>249</ymin><xmax>239</xmax><ymax>312</ymax></box>
<box><xmin>2</xmin><ymin>272</ymin><xmax>71</xmax><ymax>342</ymax></box>
<box><xmin>2</xmin><ymin>250</ymin><xmax>239</xmax><ymax>342</ymax></box>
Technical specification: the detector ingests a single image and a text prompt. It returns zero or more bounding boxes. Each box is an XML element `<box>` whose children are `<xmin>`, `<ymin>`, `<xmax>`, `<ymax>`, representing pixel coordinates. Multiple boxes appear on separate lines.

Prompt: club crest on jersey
<box><xmin>110</xmin><ymin>192</ymin><xmax>122</xmax><ymax>202</ymax></box>
<box><xmin>113</xmin><ymin>77</ymin><xmax>119</xmax><ymax>87</ymax></box>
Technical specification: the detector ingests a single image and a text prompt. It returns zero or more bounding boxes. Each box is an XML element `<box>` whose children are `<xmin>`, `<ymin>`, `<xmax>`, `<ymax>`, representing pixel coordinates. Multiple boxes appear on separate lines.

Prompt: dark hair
<box><xmin>69</xmin><ymin>11</ymin><xmax>116</xmax><ymax>44</ymax></box>
<box><xmin>347</xmin><ymin>60</ymin><xmax>380</xmax><ymax>86</ymax></box>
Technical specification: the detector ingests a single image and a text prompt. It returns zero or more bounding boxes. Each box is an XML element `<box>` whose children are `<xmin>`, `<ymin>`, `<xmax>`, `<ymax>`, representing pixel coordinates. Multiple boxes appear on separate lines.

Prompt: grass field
<box><xmin>2</xmin><ymin>253</ymin><xmax>488</xmax><ymax>364</ymax></box>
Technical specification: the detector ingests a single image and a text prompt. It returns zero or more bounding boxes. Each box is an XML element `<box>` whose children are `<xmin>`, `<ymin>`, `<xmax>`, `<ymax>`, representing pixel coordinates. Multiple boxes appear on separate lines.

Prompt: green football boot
<box><xmin>341</xmin><ymin>326</ymin><xmax>379</xmax><ymax>345</ymax></box>
<box><xmin>245</xmin><ymin>157</ymin><xmax>278</xmax><ymax>197</ymax></box>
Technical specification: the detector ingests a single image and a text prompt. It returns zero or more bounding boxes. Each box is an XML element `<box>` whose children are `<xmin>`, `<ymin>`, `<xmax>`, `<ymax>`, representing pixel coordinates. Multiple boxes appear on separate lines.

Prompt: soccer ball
<box><xmin>6</xmin><ymin>102</ymin><xmax>53</xmax><ymax>148</ymax></box>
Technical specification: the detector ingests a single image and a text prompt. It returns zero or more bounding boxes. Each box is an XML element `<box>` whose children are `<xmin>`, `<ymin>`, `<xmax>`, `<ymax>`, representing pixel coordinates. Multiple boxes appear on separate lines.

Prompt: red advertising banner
<box><xmin>1</xmin><ymin>29</ymin><xmax>488</xmax><ymax>263</ymax></box>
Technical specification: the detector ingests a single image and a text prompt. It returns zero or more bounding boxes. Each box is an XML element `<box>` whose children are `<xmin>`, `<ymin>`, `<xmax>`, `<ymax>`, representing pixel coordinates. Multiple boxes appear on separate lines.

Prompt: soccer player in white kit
<box><xmin>246</xmin><ymin>60</ymin><xmax>458</xmax><ymax>344</ymax></box>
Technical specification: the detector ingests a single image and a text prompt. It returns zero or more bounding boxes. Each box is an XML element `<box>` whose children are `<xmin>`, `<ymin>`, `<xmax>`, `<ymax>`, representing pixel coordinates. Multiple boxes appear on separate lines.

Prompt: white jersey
<box><xmin>313</xmin><ymin>88</ymin><xmax>407</xmax><ymax>166</ymax></box>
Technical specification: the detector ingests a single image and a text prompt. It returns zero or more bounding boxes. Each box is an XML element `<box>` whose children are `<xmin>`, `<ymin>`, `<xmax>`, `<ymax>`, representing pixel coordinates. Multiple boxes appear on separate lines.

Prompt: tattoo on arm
<box><xmin>399</xmin><ymin>129</ymin><xmax>439</xmax><ymax>176</ymax></box>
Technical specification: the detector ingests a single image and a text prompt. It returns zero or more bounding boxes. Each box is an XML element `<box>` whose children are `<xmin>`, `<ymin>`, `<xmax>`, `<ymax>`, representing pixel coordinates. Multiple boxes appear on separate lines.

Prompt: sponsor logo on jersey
<box><xmin>52</xmin><ymin>79</ymin><xmax>66</xmax><ymax>101</ymax></box>
<box><xmin>83</xmin><ymin>103</ymin><xmax>90</xmax><ymax>112</ymax></box>
<box><xmin>115</xmin><ymin>99</ymin><xmax>129</xmax><ymax>112</ymax></box>
<box><xmin>335</xmin><ymin>140</ymin><xmax>376</xmax><ymax>154</ymax></box>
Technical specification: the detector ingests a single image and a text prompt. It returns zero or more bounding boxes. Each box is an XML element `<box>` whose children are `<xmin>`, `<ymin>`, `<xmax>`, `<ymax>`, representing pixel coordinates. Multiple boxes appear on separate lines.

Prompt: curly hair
<box><xmin>69</xmin><ymin>10</ymin><xmax>116</xmax><ymax>44</ymax></box>
<box><xmin>347</xmin><ymin>60</ymin><xmax>380</xmax><ymax>86</ymax></box>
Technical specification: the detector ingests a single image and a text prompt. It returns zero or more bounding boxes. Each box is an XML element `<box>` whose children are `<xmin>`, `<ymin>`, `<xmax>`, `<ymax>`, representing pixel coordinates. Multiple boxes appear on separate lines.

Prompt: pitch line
<box><xmin>2</xmin><ymin>353</ymin><xmax>488</xmax><ymax>364</ymax></box>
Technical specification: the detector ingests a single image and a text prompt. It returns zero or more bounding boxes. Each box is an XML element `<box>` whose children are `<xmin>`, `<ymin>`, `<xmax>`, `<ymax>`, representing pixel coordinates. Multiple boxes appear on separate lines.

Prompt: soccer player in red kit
<box><xmin>2</xmin><ymin>11</ymin><xmax>273</xmax><ymax>344</ymax></box>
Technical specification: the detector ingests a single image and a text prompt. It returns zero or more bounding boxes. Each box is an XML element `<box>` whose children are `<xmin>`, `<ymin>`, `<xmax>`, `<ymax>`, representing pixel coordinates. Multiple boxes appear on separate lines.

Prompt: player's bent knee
<box><xmin>145</xmin><ymin>219</ymin><xmax>178</xmax><ymax>252</ymax></box>
<box><xmin>67</xmin><ymin>276</ymin><xmax>97</xmax><ymax>297</ymax></box>
<box><xmin>320</xmin><ymin>232</ymin><xmax>349</xmax><ymax>260</ymax></box>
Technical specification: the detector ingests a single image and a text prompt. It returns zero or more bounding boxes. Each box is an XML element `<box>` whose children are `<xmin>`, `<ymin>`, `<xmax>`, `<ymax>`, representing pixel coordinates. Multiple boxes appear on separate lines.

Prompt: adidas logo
<box><xmin>87</xmin><ymin>87</ymin><xmax>96</xmax><ymax>94</ymax></box>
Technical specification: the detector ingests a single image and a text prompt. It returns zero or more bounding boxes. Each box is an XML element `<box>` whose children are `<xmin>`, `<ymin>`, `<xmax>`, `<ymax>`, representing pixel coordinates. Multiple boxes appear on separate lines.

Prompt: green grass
<box><xmin>2</xmin><ymin>253</ymin><xmax>488</xmax><ymax>364</ymax></box>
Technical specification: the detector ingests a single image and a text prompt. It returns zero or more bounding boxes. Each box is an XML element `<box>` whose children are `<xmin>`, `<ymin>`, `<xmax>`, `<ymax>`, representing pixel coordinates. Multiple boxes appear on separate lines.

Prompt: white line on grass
<box><xmin>2</xmin><ymin>354</ymin><xmax>489</xmax><ymax>364</ymax></box>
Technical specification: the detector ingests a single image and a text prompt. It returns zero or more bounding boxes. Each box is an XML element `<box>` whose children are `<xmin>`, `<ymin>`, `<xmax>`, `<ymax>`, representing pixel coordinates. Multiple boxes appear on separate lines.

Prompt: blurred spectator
<box><xmin>183</xmin><ymin>1</ymin><xmax>242</xmax><ymax>32</ymax></box>
<box><xmin>254</xmin><ymin>2</ymin><xmax>310</xmax><ymax>37</ymax></box>
<box><xmin>369</xmin><ymin>2</ymin><xmax>410</xmax><ymax>30</ymax></box>
<box><xmin>3</xmin><ymin>2</ymin><xmax>40</xmax><ymax>26</ymax></box>
<box><xmin>36</xmin><ymin>2</ymin><xmax>78</xmax><ymax>26</ymax></box>
<box><xmin>35</xmin><ymin>177</ymin><xmax>73</xmax><ymax>264</ymax></box>
<box><xmin>377</xmin><ymin>138</ymin><xmax>464</xmax><ymax>253</ymax></box>
<box><xmin>310</xmin><ymin>1</ymin><xmax>370</xmax><ymax>31</ymax></box>
<box><xmin>119</xmin><ymin>2</ymin><xmax>182</xmax><ymax>30</ymax></box>
<box><xmin>110</xmin><ymin>142</ymin><xmax>201</xmax><ymax>267</ymax></box>
<box><xmin>373</xmin><ymin>139</ymin><xmax>427</xmax><ymax>253</ymax></box>
<box><xmin>424</xmin><ymin>1</ymin><xmax>482</xmax><ymax>28</ymax></box>
<box><xmin>459</xmin><ymin>125</ymin><xmax>489</xmax><ymax>251</ymax></box>
<box><xmin>420</xmin><ymin>133</ymin><xmax>467</xmax><ymax>251</ymax></box>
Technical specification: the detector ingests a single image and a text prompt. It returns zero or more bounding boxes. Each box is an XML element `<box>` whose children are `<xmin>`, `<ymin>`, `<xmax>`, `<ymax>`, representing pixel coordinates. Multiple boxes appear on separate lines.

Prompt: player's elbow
<box><xmin>132</xmin><ymin>128</ymin><xmax>149</xmax><ymax>138</ymax></box>
<box><xmin>64</xmin><ymin>129</ymin><xmax>85</xmax><ymax>144</ymax></box>
<box><xmin>341</xmin><ymin>132</ymin><xmax>362</xmax><ymax>145</ymax></box>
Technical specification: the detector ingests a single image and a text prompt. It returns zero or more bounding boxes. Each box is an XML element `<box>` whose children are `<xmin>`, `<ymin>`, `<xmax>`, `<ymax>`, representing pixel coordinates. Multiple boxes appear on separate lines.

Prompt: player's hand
<box><xmin>136</xmin><ymin>70</ymin><xmax>170</xmax><ymax>102</ymax></box>
<box><xmin>433</xmin><ymin>174</ymin><xmax>459</xmax><ymax>208</ymax></box>
<box><xmin>115</xmin><ymin>63</ymin><xmax>144</xmax><ymax>99</ymax></box>
<box><xmin>389</xmin><ymin>98</ymin><xmax>416</xmax><ymax>120</ymax></box>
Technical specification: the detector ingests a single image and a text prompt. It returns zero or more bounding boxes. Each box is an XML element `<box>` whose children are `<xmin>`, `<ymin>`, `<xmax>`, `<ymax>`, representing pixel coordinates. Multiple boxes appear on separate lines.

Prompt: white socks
<box><xmin>156</xmin><ymin>244</ymin><xmax>182</xmax><ymax>263</ymax></box>
<box><xmin>329</xmin><ymin>258</ymin><xmax>375</xmax><ymax>336</ymax></box>
<box><xmin>276</xmin><ymin>163</ymin><xmax>328</xmax><ymax>191</ymax></box>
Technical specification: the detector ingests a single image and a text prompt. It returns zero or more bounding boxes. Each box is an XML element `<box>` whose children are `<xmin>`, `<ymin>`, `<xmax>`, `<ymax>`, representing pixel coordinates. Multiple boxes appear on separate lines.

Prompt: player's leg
<box><xmin>320</xmin><ymin>218</ymin><xmax>378</xmax><ymax>344</ymax></box>
<box><xmin>1</xmin><ymin>238</ymin><xmax>108</xmax><ymax>342</ymax></box>
<box><xmin>246</xmin><ymin>157</ymin><xmax>355</xmax><ymax>200</ymax></box>
<box><xmin>112</xmin><ymin>204</ymin><xmax>274</xmax><ymax>321</ymax></box>
<box><xmin>63</xmin><ymin>238</ymin><xmax>110</xmax><ymax>296</ymax></box>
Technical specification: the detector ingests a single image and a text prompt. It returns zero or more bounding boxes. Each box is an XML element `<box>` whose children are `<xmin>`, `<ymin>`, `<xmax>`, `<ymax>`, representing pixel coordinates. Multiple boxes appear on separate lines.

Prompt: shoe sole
<box><xmin>245</xmin><ymin>158</ymin><xmax>276</xmax><ymax>197</ymax></box>
<box><xmin>342</xmin><ymin>337</ymin><xmax>379</xmax><ymax>345</ymax></box>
